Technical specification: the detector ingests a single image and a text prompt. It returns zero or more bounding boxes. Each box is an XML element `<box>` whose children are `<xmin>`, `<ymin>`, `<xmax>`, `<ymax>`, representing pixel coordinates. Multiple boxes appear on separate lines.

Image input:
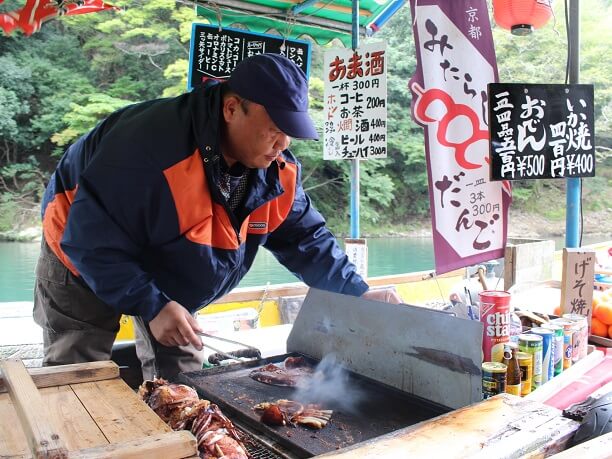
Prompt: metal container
<box><xmin>541</xmin><ymin>323</ymin><xmax>564</xmax><ymax>376</ymax></box>
<box><xmin>562</xmin><ymin>313</ymin><xmax>589</xmax><ymax>361</ymax></box>
<box><xmin>482</xmin><ymin>362</ymin><xmax>507</xmax><ymax>399</ymax></box>
<box><xmin>516</xmin><ymin>351</ymin><xmax>533</xmax><ymax>396</ymax></box>
<box><xmin>519</xmin><ymin>333</ymin><xmax>543</xmax><ymax>391</ymax></box>
<box><xmin>530</xmin><ymin>327</ymin><xmax>554</xmax><ymax>384</ymax></box>
<box><xmin>550</xmin><ymin>318</ymin><xmax>575</xmax><ymax>370</ymax></box>
<box><xmin>479</xmin><ymin>290</ymin><xmax>511</xmax><ymax>363</ymax></box>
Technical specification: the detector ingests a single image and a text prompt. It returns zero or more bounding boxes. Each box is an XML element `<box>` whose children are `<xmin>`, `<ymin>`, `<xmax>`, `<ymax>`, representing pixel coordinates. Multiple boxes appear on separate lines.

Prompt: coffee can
<box><xmin>542</xmin><ymin>323</ymin><xmax>564</xmax><ymax>376</ymax></box>
<box><xmin>482</xmin><ymin>362</ymin><xmax>507</xmax><ymax>399</ymax></box>
<box><xmin>519</xmin><ymin>333</ymin><xmax>543</xmax><ymax>391</ymax></box>
<box><xmin>479</xmin><ymin>291</ymin><xmax>511</xmax><ymax>363</ymax></box>
<box><xmin>562</xmin><ymin>313</ymin><xmax>589</xmax><ymax>361</ymax></box>
<box><xmin>530</xmin><ymin>328</ymin><xmax>554</xmax><ymax>383</ymax></box>
<box><xmin>516</xmin><ymin>351</ymin><xmax>533</xmax><ymax>396</ymax></box>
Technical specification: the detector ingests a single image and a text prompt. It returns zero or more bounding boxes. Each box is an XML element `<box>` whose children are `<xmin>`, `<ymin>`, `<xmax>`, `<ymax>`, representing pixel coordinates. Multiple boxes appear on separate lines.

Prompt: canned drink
<box><xmin>530</xmin><ymin>328</ymin><xmax>554</xmax><ymax>384</ymax></box>
<box><xmin>479</xmin><ymin>291</ymin><xmax>511</xmax><ymax>363</ymax></box>
<box><xmin>482</xmin><ymin>362</ymin><xmax>507</xmax><ymax>399</ymax></box>
<box><xmin>516</xmin><ymin>351</ymin><xmax>533</xmax><ymax>396</ymax></box>
<box><xmin>551</xmin><ymin>318</ymin><xmax>574</xmax><ymax>370</ymax></box>
<box><xmin>562</xmin><ymin>313</ymin><xmax>589</xmax><ymax>361</ymax></box>
<box><xmin>542</xmin><ymin>323</ymin><xmax>564</xmax><ymax>376</ymax></box>
<box><xmin>519</xmin><ymin>333</ymin><xmax>543</xmax><ymax>391</ymax></box>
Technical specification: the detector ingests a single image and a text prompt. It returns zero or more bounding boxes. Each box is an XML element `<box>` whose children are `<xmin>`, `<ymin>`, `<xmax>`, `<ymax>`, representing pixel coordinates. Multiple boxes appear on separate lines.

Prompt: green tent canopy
<box><xmin>195</xmin><ymin>0</ymin><xmax>406</xmax><ymax>47</ymax></box>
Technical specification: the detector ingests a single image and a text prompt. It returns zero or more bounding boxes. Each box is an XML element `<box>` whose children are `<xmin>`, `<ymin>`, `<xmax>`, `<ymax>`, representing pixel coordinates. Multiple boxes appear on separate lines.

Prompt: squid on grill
<box><xmin>254</xmin><ymin>399</ymin><xmax>333</xmax><ymax>429</ymax></box>
<box><xmin>139</xmin><ymin>378</ymin><xmax>249</xmax><ymax>459</ymax></box>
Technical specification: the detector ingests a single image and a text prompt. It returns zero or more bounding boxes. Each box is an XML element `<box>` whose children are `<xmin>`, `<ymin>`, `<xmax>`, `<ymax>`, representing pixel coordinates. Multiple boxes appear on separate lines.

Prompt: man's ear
<box><xmin>222</xmin><ymin>95</ymin><xmax>242</xmax><ymax>122</ymax></box>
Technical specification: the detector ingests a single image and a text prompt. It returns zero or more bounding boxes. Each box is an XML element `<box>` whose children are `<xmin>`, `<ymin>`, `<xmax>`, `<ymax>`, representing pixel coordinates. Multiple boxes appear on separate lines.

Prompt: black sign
<box><xmin>188</xmin><ymin>24</ymin><xmax>311</xmax><ymax>90</ymax></box>
<box><xmin>488</xmin><ymin>83</ymin><xmax>595</xmax><ymax>181</ymax></box>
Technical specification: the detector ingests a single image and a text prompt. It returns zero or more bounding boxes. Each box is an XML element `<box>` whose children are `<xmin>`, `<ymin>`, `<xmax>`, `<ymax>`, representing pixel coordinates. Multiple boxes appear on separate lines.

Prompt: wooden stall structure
<box><xmin>0</xmin><ymin>360</ymin><xmax>197</xmax><ymax>459</ymax></box>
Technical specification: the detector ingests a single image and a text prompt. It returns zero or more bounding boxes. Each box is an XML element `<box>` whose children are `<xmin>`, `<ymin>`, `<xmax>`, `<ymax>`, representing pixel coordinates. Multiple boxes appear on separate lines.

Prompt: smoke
<box><xmin>293</xmin><ymin>354</ymin><xmax>365</xmax><ymax>413</ymax></box>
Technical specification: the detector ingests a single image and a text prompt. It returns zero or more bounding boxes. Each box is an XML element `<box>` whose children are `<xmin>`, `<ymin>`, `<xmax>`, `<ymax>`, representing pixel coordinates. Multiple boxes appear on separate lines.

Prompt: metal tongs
<box><xmin>196</xmin><ymin>331</ymin><xmax>262</xmax><ymax>365</ymax></box>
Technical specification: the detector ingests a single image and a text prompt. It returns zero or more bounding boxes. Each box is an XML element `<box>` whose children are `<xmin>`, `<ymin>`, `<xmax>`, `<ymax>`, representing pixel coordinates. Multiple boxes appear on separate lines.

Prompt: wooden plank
<box><xmin>0</xmin><ymin>392</ymin><xmax>29</xmax><ymax>458</ymax></box>
<box><xmin>0</xmin><ymin>359</ymin><xmax>68</xmax><ymax>459</ymax></box>
<box><xmin>547</xmin><ymin>431</ymin><xmax>612</xmax><ymax>459</ymax></box>
<box><xmin>40</xmin><ymin>385</ymin><xmax>108</xmax><ymax>451</ymax></box>
<box><xmin>0</xmin><ymin>361</ymin><xmax>120</xmax><ymax>394</ymax></box>
<box><xmin>71</xmin><ymin>379</ymin><xmax>171</xmax><ymax>444</ymax></box>
<box><xmin>318</xmin><ymin>394</ymin><xmax>579</xmax><ymax>459</ymax></box>
<box><xmin>68</xmin><ymin>431</ymin><xmax>196</xmax><ymax>459</ymax></box>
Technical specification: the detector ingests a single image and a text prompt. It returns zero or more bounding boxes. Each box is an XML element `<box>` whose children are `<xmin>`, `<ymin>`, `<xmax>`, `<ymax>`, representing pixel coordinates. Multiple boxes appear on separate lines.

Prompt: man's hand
<box><xmin>149</xmin><ymin>301</ymin><xmax>203</xmax><ymax>350</ymax></box>
<box><xmin>362</xmin><ymin>287</ymin><xmax>403</xmax><ymax>304</ymax></box>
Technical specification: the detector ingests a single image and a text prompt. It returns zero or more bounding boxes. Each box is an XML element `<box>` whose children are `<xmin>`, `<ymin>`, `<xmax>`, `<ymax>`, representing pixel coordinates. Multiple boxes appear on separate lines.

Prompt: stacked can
<box><xmin>562</xmin><ymin>313</ymin><xmax>589</xmax><ymax>361</ymax></box>
<box><xmin>542</xmin><ymin>323</ymin><xmax>564</xmax><ymax>376</ymax></box>
<box><xmin>482</xmin><ymin>362</ymin><xmax>507</xmax><ymax>399</ymax></box>
<box><xmin>516</xmin><ymin>351</ymin><xmax>533</xmax><ymax>396</ymax></box>
<box><xmin>479</xmin><ymin>291</ymin><xmax>511</xmax><ymax>363</ymax></box>
<box><xmin>550</xmin><ymin>318</ymin><xmax>574</xmax><ymax>369</ymax></box>
<box><xmin>530</xmin><ymin>328</ymin><xmax>554</xmax><ymax>383</ymax></box>
<box><xmin>519</xmin><ymin>334</ymin><xmax>543</xmax><ymax>391</ymax></box>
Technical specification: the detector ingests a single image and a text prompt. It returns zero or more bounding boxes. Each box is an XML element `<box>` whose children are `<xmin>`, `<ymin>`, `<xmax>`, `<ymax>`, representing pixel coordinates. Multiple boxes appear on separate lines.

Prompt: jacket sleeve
<box><xmin>60</xmin><ymin>160</ymin><xmax>171</xmax><ymax>322</ymax></box>
<box><xmin>263</xmin><ymin>164</ymin><xmax>369</xmax><ymax>297</ymax></box>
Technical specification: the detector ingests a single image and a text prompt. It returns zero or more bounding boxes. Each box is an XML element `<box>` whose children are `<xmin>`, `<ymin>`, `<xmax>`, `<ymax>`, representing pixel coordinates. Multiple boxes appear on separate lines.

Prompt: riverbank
<box><xmin>2</xmin><ymin>207</ymin><xmax>611</xmax><ymax>242</ymax></box>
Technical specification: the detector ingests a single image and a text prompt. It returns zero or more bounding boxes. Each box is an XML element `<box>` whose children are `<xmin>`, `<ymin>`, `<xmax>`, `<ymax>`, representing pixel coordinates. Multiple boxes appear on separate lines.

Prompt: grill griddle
<box><xmin>179</xmin><ymin>353</ymin><xmax>449</xmax><ymax>458</ymax></box>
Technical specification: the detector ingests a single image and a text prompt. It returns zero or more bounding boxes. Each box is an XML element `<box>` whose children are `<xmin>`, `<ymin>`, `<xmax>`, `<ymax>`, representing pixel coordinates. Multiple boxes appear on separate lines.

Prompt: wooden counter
<box><xmin>0</xmin><ymin>360</ymin><xmax>197</xmax><ymax>459</ymax></box>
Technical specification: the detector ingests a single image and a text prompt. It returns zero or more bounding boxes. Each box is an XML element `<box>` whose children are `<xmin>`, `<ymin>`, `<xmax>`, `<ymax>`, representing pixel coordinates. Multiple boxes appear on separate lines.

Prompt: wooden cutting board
<box><xmin>317</xmin><ymin>394</ymin><xmax>579</xmax><ymax>459</ymax></box>
<box><xmin>0</xmin><ymin>360</ymin><xmax>198</xmax><ymax>459</ymax></box>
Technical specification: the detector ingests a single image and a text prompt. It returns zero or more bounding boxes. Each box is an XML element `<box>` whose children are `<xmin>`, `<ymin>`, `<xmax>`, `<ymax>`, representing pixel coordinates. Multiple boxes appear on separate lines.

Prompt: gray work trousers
<box><xmin>32</xmin><ymin>238</ymin><xmax>204</xmax><ymax>381</ymax></box>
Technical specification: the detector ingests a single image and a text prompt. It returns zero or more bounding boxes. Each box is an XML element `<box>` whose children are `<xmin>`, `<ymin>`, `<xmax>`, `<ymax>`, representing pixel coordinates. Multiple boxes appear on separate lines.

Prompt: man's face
<box><xmin>222</xmin><ymin>96</ymin><xmax>291</xmax><ymax>169</ymax></box>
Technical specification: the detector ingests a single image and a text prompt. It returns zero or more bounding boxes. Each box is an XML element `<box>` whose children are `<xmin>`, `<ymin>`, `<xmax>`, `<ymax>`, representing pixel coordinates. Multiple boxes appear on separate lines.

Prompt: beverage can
<box><xmin>479</xmin><ymin>291</ymin><xmax>511</xmax><ymax>363</ymax></box>
<box><xmin>482</xmin><ymin>362</ymin><xmax>507</xmax><ymax>399</ymax></box>
<box><xmin>551</xmin><ymin>318</ymin><xmax>574</xmax><ymax>370</ymax></box>
<box><xmin>519</xmin><ymin>333</ymin><xmax>543</xmax><ymax>391</ymax></box>
<box><xmin>530</xmin><ymin>327</ymin><xmax>554</xmax><ymax>384</ymax></box>
<box><xmin>542</xmin><ymin>323</ymin><xmax>564</xmax><ymax>376</ymax></box>
<box><xmin>516</xmin><ymin>351</ymin><xmax>533</xmax><ymax>396</ymax></box>
<box><xmin>562</xmin><ymin>313</ymin><xmax>589</xmax><ymax>361</ymax></box>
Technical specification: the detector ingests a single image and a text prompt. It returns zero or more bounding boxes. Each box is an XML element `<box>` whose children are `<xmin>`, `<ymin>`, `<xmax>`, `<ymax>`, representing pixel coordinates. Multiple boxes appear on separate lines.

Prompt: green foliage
<box><xmin>0</xmin><ymin>0</ymin><xmax>610</xmax><ymax>236</ymax></box>
<box><xmin>52</xmin><ymin>94</ymin><xmax>134</xmax><ymax>147</ymax></box>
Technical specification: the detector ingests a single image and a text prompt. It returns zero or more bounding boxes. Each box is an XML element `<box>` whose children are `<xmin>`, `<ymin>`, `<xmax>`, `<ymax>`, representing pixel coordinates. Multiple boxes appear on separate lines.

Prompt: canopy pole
<box><xmin>566</xmin><ymin>0</ymin><xmax>580</xmax><ymax>248</ymax></box>
<box><xmin>350</xmin><ymin>0</ymin><xmax>360</xmax><ymax>238</ymax></box>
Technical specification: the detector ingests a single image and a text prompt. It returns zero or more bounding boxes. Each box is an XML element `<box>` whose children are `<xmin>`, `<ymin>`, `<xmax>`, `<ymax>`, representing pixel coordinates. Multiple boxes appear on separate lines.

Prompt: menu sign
<box><xmin>188</xmin><ymin>24</ymin><xmax>311</xmax><ymax>89</ymax></box>
<box><xmin>489</xmin><ymin>83</ymin><xmax>595</xmax><ymax>181</ymax></box>
<box><xmin>323</xmin><ymin>42</ymin><xmax>387</xmax><ymax>160</ymax></box>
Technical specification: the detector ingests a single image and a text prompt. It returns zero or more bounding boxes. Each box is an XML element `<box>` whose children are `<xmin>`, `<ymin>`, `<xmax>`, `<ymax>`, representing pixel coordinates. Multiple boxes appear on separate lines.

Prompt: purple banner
<box><xmin>409</xmin><ymin>0</ymin><xmax>512</xmax><ymax>274</ymax></box>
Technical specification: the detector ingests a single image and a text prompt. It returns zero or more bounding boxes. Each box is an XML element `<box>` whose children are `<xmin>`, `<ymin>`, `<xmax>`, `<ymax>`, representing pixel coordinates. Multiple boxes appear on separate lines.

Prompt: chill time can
<box><xmin>542</xmin><ymin>323</ymin><xmax>564</xmax><ymax>376</ymax></box>
<box><xmin>551</xmin><ymin>318</ymin><xmax>574</xmax><ymax>370</ymax></box>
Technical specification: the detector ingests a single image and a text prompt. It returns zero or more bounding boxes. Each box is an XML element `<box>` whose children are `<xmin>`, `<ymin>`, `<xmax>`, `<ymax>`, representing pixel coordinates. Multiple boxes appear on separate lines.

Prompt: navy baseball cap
<box><xmin>228</xmin><ymin>53</ymin><xmax>319</xmax><ymax>140</ymax></box>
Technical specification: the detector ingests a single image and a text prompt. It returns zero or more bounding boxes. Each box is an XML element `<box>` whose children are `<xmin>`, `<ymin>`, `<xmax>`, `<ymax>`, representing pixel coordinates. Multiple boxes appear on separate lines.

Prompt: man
<box><xmin>34</xmin><ymin>53</ymin><xmax>399</xmax><ymax>380</ymax></box>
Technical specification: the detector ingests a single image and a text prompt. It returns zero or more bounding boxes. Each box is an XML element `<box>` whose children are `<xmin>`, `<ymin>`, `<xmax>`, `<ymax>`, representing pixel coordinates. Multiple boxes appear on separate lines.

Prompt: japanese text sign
<box><xmin>344</xmin><ymin>238</ymin><xmax>368</xmax><ymax>278</ymax></box>
<box><xmin>188</xmin><ymin>24</ymin><xmax>311</xmax><ymax>89</ymax></box>
<box><xmin>323</xmin><ymin>42</ymin><xmax>387</xmax><ymax>160</ymax></box>
<box><xmin>489</xmin><ymin>83</ymin><xmax>595</xmax><ymax>180</ymax></box>
<box><xmin>561</xmin><ymin>248</ymin><xmax>595</xmax><ymax>328</ymax></box>
<box><xmin>409</xmin><ymin>1</ymin><xmax>511</xmax><ymax>274</ymax></box>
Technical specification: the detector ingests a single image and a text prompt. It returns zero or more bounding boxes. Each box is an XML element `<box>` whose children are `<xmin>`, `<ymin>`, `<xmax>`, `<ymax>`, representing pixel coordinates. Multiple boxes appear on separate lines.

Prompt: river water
<box><xmin>0</xmin><ymin>238</ymin><xmax>436</xmax><ymax>302</ymax></box>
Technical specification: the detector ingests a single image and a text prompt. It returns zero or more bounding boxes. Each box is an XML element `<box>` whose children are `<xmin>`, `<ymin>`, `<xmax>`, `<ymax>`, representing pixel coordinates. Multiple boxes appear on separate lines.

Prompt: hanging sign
<box><xmin>409</xmin><ymin>0</ymin><xmax>511</xmax><ymax>274</ymax></box>
<box><xmin>323</xmin><ymin>42</ymin><xmax>388</xmax><ymax>160</ymax></box>
<box><xmin>489</xmin><ymin>83</ymin><xmax>595</xmax><ymax>180</ymax></box>
<box><xmin>188</xmin><ymin>24</ymin><xmax>311</xmax><ymax>89</ymax></box>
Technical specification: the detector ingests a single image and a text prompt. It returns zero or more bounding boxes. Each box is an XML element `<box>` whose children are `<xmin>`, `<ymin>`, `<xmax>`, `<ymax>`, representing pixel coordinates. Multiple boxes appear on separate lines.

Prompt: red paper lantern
<box><xmin>493</xmin><ymin>0</ymin><xmax>554</xmax><ymax>36</ymax></box>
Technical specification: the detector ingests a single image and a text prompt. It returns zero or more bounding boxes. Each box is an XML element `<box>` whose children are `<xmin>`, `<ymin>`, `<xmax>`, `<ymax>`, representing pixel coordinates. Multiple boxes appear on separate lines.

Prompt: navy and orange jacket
<box><xmin>41</xmin><ymin>81</ymin><xmax>368</xmax><ymax>321</ymax></box>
